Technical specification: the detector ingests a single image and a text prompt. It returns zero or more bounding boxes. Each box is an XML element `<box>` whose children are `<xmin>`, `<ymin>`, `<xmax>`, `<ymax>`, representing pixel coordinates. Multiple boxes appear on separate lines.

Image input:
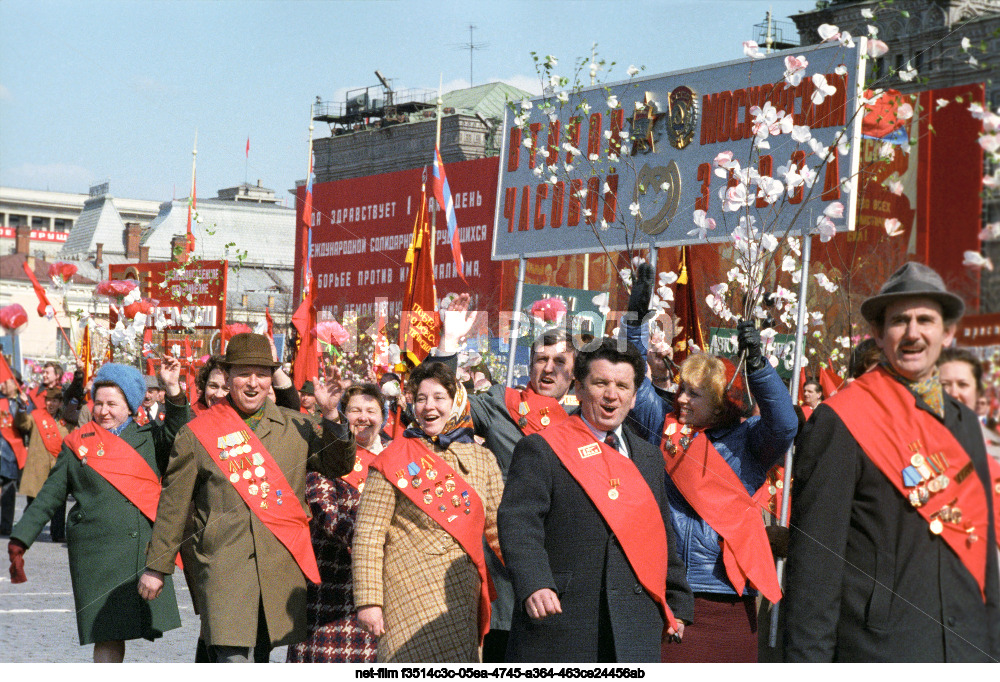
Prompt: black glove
<box><xmin>737</xmin><ymin>320</ymin><xmax>766</xmax><ymax>372</ymax></box>
<box><xmin>626</xmin><ymin>263</ymin><xmax>655</xmax><ymax>324</ymax></box>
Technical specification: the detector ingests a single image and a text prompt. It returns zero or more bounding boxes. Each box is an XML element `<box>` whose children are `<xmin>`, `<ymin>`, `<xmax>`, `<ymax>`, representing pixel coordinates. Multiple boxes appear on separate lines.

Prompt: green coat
<box><xmin>11</xmin><ymin>402</ymin><xmax>187</xmax><ymax>645</ymax></box>
<box><xmin>146</xmin><ymin>400</ymin><xmax>355</xmax><ymax>648</ymax></box>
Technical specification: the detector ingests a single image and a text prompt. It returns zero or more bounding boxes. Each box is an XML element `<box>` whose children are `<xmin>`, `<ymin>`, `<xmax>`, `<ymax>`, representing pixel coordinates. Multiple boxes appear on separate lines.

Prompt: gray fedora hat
<box><xmin>860</xmin><ymin>261</ymin><xmax>965</xmax><ymax>325</ymax></box>
<box><xmin>223</xmin><ymin>332</ymin><xmax>280</xmax><ymax>368</ymax></box>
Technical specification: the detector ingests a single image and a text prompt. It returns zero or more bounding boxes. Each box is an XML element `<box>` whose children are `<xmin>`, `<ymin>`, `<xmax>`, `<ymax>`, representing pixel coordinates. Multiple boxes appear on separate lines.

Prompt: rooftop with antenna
<box><xmin>753</xmin><ymin>11</ymin><xmax>799</xmax><ymax>52</ymax></box>
<box><xmin>313</xmin><ymin>70</ymin><xmax>437</xmax><ymax>133</ymax></box>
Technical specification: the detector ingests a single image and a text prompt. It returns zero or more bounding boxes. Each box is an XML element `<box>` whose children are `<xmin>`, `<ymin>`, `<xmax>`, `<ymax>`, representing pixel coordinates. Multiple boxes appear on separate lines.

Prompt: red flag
<box><xmin>431</xmin><ymin>148</ymin><xmax>466</xmax><ymax>284</ymax></box>
<box><xmin>22</xmin><ymin>261</ymin><xmax>54</xmax><ymax>318</ymax></box>
<box><xmin>819</xmin><ymin>366</ymin><xmax>843</xmax><ymax>397</ymax></box>
<box><xmin>0</xmin><ymin>353</ymin><xmax>14</xmax><ymax>384</ymax></box>
<box><xmin>80</xmin><ymin>324</ymin><xmax>93</xmax><ymax>386</ymax></box>
<box><xmin>291</xmin><ymin>275</ymin><xmax>319</xmax><ymax>389</ymax></box>
<box><xmin>265</xmin><ymin>307</ymin><xmax>274</xmax><ymax>340</ymax></box>
<box><xmin>399</xmin><ymin>183</ymin><xmax>439</xmax><ymax>367</ymax></box>
<box><xmin>798</xmin><ymin>366</ymin><xmax>807</xmax><ymax>405</ymax></box>
<box><xmin>671</xmin><ymin>246</ymin><xmax>705</xmax><ymax>365</ymax></box>
<box><xmin>245</xmin><ymin>137</ymin><xmax>250</xmax><ymax>158</ymax></box>
<box><xmin>184</xmin><ymin>174</ymin><xmax>197</xmax><ymax>259</ymax></box>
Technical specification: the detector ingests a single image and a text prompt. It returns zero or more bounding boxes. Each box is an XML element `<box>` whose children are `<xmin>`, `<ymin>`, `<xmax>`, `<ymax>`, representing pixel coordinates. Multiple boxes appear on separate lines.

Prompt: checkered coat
<box><xmin>353</xmin><ymin>440</ymin><xmax>503</xmax><ymax>663</ymax></box>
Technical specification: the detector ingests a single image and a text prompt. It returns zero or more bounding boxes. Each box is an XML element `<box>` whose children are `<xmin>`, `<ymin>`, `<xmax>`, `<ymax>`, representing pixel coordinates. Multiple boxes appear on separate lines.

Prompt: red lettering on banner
<box><xmin>508</xmin><ymin>127</ymin><xmax>521</xmax><ymax>172</ymax></box>
<box><xmin>547</xmin><ymin>120</ymin><xmax>561</xmax><ymax>165</ymax></box>
<box><xmin>789</xmin><ymin>150</ymin><xmax>806</xmax><ymax>204</ymax></box>
<box><xmin>717</xmin><ymin>90</ymin><xmax>733</xmax><ymax>143</ymax></box>
<box><xmin>534</xmin><ymin>184</ymin><xmax>549</xmax><ymax>230</ymax></box>
<box><xmin>603</xmin><ymin>174</ymin><xmax>619</xmax><ymax>223</ymax></box>
<box><xmin>695</xmin><ymin>163</ymin><xmax>711</xmax><ymax>212</ymax></box>
<box><xmin>731</xmin><ymin>89</ymin><xmax>746</xmax><ymax>141</ymax></box>
<box><xmin>822</xmin><ymin>152</ymin><xmax>840</xmax><ymax>201</ymax></box>
<box><xmin>701</xmin><ymin>93</ymin><xmax>717</xmax><ymax>145</ymax></box>
<box><xmin>586</xmin><ymin>176</ymin><xmax>600</xmax><ymax>225</ymax></box>
<box><xmin>566</xmin><ymin>117</ymin><xmax>582</xmax><ymax>164</ymax></box>
<box><xmin>828</xmin><ymin>73</ymin><xmax>848</xmax><ymax>127</ymax></box>
<box><xmin>756</xmin><ymin>155</ymin><xmax>773</xmax><ymax>209</ymax></box>
<box><xmin>587</xmin><ymin>113</ymin><xmax>603</xmax><ymax>157</ymax></box>
<box><xmin>528</xmin><ymin>122</ymin><xmax>543</xmax><ymax>169</ymax></box>
<box><xmin>518</xmin><ymin>185</ymin><xmax>531</xmax><ymax>231</ymax></box>
<box><xmin>568</xmin><ymin>179</ymin><xmax>583</xmax><ymax>226</ymax></box>
<box><xmin>551</xmin><ymin>181</ymin><xmax>565</xmax><ymax>228</ymax></box>
<box><xmin>608</xmin><ymin>109</ymin><xmax>624</xmax><ymax>157</ymax></box>
<box><xmin>504</xmin><ymin>187</ymin><xmax>517</xmax><ymax>232</ymax></box>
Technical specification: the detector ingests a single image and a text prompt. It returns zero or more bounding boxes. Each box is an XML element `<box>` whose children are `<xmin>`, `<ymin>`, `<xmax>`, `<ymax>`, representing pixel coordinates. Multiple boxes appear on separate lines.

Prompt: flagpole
<box><xmin>431</xmin><ymin>75</ymin><xmax>443</xmax><ymax>273</ymax></box>
<box><xmin>505</xmin><ymin>256</ymin><xmax>528</xmax><ymax>387</ymax></box>
<box><xmin>304</xmin><ymin>105</ymin><xmax>315</xmax><ymax>297</ymax></box>
<box><xmin>767</xmin><ymin>214</ymin><xmax>813</xmax><ymax>649</ymax></box>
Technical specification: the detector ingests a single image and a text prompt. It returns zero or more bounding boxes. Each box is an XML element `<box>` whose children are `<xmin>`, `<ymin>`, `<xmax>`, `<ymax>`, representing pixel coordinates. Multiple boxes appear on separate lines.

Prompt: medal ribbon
<box><xmin>64</xmin><ymin>422</ymin><xmax>182</xmax><ymax>568</ymax></box>
<box><xmin>541</xmin><ymin>415</ymin><xmax>678</xmax><ymax>631</ymax></box>
<box><xmin>660</xmin><ymin>414</ymin><xmax>782</xmax><ymax>603</ymax></box>
<box><xmin>825</xmin><ymin>366</ymin><xmax>989</xmax><ymax>598</ymax></box>
<box><xmin>188</xmin><ymin>402</ymin><xmax>320</xmax><ymax>583</ymax></box>
<box><xmin>30</xmin><ymin>410</ymin><xmax>64</xmax><ymax>456</ymax></box>
<box><xmin>0</xmin><ymin>397</ymin><xmax>28</xmax><ymax>469</ymax></box>
<box><xmin>504</xmin><ymin>386</ymin><xmax>568</xmax><ymax>436</ymax></box>
<box><xmin>370</xmin><ymin>438</ymin><xmax>494</xmax><ymax>642</ymax></box>
<box><xmin>342</xmin><ymin>445</ymin><xmax>378</xmax><ymax>492</ymax></box>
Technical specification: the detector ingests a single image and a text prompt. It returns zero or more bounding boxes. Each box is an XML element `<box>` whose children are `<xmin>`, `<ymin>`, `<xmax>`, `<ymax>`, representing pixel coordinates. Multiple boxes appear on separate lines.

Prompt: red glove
<box><xmin>8</xmin><ymin>539</ymin><xmax>27</xmax><ymax>584</ymax></box>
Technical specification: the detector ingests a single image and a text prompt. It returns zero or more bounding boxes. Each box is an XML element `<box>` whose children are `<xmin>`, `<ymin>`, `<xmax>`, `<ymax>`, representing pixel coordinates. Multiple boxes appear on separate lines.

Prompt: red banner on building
<box><xmin>296</xmin><ymin>156</ymin><xmax>502</xmax><ymax>320</ymax></box>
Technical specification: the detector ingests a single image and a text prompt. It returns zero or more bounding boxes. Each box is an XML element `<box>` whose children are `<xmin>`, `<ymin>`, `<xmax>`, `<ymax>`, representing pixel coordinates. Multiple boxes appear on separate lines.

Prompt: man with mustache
<box><xmin>784</xmin><ymin>262</ymin><xmax>1000</xmax><ymax>661</ymax></box>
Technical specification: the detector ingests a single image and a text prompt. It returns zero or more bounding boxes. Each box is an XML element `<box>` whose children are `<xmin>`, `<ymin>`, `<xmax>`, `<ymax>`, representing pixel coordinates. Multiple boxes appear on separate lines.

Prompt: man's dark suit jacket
<box><xmin>498</xmin><ymin>422</ymin><xmax>693</xmax><ymax>663</ymax></box>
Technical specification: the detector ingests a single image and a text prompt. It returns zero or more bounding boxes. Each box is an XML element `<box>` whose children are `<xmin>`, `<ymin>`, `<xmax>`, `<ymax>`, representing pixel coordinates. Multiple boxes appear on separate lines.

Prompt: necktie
<box><xmin>604</xmin><ymin>432</ymin><xmax>620</xmax><ymax>452</ymax></box>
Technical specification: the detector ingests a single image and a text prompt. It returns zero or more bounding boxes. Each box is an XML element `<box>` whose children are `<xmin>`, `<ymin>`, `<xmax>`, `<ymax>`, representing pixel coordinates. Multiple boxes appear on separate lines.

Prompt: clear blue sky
<box><xmin>0</xmin><ymin>0</ymin><xmax>815</xmax><ymax>203</ymax></box>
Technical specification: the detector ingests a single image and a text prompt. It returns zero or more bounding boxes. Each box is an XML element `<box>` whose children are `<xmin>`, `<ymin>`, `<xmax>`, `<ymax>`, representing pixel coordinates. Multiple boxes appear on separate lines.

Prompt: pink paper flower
<box><xmin>530</xmin><ymin>297</ymin><xmax>567</xmax><ymax>323</ymax></box>
<box><xmin>48</xmin><ymin>262</ymin><xmax>77</xmax><ymax>284</ymax></box>
<box><xmin>95</xmin><ymin>279</ymin><xmax>138</xmax><ymax>297</ymax></box>
<box><xmin>315</xmin><ymin>320</ymin><xmax>349</xmax><ymax>347</ymax></box>
<box><xmin>0</xmin><ymin>304</ymin><xmax>28</xmax><ymax>333</ymax></box>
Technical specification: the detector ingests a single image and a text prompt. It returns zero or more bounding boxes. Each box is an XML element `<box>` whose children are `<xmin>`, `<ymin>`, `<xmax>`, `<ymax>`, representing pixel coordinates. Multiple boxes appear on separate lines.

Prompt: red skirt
<box><xmin>660</xmin><ymin>593</ymin><xmax>758</xmax><ymax>663</ymax></box>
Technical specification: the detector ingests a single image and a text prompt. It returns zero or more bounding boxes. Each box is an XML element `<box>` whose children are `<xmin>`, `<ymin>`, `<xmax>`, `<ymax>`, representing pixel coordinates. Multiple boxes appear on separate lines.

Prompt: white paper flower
<box><xmin>963</xmin><ymin>251</ymin><xmax>993</xmax><ymax>271</ymax></box>
<box><xmin>627</xmin><ymin>65</ymin><xmax>640</xmax><ymax>77</ymax></box>
<box><xmin>885</xmin><ymin>218</ymin><xmax>904</xmax><ymax>237</ymax></box>
<box><xmin>743</xmin><ymin>41</ymin><xmax>764</xmax><ymax>59</ymax></box>
<box><xmin>898</xmin><ymin>61</ymin><xmax>918</xmax><ymax>82</ymax></box>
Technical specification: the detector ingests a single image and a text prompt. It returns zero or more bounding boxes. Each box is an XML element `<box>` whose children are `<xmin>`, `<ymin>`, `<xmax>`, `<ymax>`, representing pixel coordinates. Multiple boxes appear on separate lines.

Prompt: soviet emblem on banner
<box><xmin>667</xmin><ymin>86</ymin><xmax>698</xmax><ymax>150</ymax></box>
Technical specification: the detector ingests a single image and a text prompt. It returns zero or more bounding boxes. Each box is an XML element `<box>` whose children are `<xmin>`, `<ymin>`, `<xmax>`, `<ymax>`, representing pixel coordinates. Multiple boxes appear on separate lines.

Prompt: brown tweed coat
<box><xmin>145</xmin><ymin>399</ymin><xmax>355</xmax><ymax>648</ymax></box>
<box><xmin>17</xmin><ymin>414</ymin><xmax>68</xmax><ymax>498</ymax></box>
<box><xmin>353</xmin><ymin>439</ymin><xmax>503</xmax><ymax>663</ymax></box>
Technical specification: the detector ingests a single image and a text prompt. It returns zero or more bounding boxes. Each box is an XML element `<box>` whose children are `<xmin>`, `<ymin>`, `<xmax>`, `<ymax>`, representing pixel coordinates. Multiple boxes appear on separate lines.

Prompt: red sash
<box><xmin>370</xmin><ymin>438</ymin><xmax>495</xmax><ymax>641</ymax></box>
<box><xmin>825</xmin><ymin>367</ymin><xmax>990</xmax><ymax>598</ymax></box>
<box><xmin>64</xmin><ymin>423</ymin><xmax>181</xmax><ymax>568</ymax></box>
<box><xmin>187</xmin><ymin>402</ymin><xmax>320</xmax><ymax>583</ymax></box>
<box><xmin>30</xmin><ymin>410</ymin><xmax>64</xmax><ymax>456</ymax></box>
<box><xmin>342</xmin><ymin>445</ymin><xmax>378</xmax><ymax>492</ymax></box>
<box><xmin>987</xmin><ymin>457</ymin><xmax>1000</xmax><ymax>551</ymax></box>
<box><xmin>0</xmin><ymin>397</ymin><xmax>28</xmax><ymax>469</ymax></box>
<box><xmin>191</xmin><ymin>401</ymin><xmax>208</xmax><ymax>416</ymax></box>
<box><xmin>504</xmin><ymin>386</ymin><xmax>568</xmax><ymax>436</ymax></box>
<box><xmin>31</xmin><ymin>387</ymin><xmax>47</xmax><ymax>411</ymax></box>
<box><xmin>541</xmin><ymin>416</ymin><xmax>678</xmax><ymax>631</ymax></box>
<box><xmin>660</xmin><ymin>414</ymin><xmax>782</xmax><ymax>603</ymax></box>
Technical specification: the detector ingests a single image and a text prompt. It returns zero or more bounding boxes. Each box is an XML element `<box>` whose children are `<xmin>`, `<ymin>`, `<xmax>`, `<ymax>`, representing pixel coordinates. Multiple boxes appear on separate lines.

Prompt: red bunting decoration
<box><xmin>0</xmin><ymin>304</ymin><xmax>28</xmax><ymax>334</ymax></box>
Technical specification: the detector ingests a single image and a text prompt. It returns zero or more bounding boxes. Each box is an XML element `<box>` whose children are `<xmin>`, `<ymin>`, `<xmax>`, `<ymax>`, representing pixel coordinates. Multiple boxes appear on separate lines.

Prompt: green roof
<box><xmin>440</xmin><ymin>82</ymin><xmax>534</xmax><ymax>121</ymax></box>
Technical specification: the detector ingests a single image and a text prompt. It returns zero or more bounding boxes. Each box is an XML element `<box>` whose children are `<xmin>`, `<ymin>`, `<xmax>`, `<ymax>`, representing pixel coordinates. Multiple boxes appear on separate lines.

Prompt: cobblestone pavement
<box><xmin>0</xmin><ymin>495</ymin><xmax>287</xmax><ymax>663</ymax></box>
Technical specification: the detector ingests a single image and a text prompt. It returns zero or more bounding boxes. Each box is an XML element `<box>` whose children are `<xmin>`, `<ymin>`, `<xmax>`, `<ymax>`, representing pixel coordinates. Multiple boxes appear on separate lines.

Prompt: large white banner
<box><xmin>493</xmin><ymin>41</ymin><xmax>866</xmax><ymax>260</ymax></box>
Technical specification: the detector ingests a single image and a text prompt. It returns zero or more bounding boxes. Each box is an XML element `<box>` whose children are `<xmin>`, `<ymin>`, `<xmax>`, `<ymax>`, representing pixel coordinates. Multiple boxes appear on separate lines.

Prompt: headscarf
<box><xmin>404</xmin><ymin>381</ymin><xmax>475</xmax><ymax>449</ymax></box>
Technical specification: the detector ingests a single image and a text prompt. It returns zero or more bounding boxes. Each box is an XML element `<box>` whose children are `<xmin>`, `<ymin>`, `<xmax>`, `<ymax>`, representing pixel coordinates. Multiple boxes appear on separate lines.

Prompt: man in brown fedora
<box><xmin>138</xmin><ymin>332</ymin><xmax>355</xmax><ymax>662</ymax></box>
<box><xmin>784</xmin><ymin>262</ymin><xmax>1000</xmax><ymax>661</ymax></box>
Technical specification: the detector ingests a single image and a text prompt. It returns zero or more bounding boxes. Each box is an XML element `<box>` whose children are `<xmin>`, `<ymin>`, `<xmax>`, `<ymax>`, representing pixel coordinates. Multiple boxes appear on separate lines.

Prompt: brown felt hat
<box><xmin>860</xmin><ymin>262</ymin><xmax>965</xmax><ymax>326</ymax></box>
<box><xmin>223</xmin><ymin>333</ymin><xmax>279</xmax><ymax>369</ymax></box>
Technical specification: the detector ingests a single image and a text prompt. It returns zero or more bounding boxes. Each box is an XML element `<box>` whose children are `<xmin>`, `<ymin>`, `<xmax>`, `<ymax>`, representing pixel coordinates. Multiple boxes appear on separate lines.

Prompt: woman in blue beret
<box><xmin>7</xmin><ymin>360</ymin><xmax>187</xmax><ymax>662</ymax></box>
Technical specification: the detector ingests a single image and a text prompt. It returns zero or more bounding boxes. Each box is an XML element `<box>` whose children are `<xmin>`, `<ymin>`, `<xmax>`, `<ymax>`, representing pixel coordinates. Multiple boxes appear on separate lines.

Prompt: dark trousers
<box><xmin>0</xmin><ymin>476</ymin><xmax>17</xmax><ymax>535</ymax></box>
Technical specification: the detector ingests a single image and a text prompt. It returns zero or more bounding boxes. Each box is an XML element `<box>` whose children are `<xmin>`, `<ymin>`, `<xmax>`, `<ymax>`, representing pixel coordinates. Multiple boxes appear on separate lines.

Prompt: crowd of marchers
<box><xmin>2</xmin><ymin>261</ymin><xmax>999</xmax><ymax>663</ymax></box>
